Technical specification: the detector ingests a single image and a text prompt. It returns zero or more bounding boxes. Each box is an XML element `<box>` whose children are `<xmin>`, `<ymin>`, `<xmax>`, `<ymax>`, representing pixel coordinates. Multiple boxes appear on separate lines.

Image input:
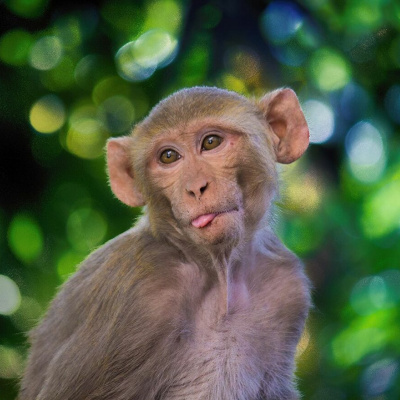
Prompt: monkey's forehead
<box><xmin>158</xmin><ymin>86</ymin><xmax>249</xmax><ymax>110</ymax></box>
<box><xmin>133</xmin><ymin>86</ymin><xmax>262</xmax><ymax>138</ymax></box>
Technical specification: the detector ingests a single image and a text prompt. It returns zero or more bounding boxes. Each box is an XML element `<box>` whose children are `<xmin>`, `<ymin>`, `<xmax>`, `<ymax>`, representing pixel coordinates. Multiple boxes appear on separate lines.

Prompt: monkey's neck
<box><xmin>172</xmin><ymin>234</ymin><xmax>255</xmax><ymax>315</ymax></box>
<box><xmin>216</xmin><ymin>244</ymin><xmax>254</xmax><ymax>315</ymax></box>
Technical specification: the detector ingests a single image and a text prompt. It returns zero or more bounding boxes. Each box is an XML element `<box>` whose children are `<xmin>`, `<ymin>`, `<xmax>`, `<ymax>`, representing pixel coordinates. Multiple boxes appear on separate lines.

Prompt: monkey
<box><xmin>19</xmin><ymin>86</ymin><xmax>311</xmax><ymax>400</ymax></box>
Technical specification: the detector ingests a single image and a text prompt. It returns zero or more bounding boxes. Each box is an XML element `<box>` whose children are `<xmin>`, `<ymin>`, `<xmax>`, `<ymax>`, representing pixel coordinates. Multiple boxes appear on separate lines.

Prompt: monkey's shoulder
<box><xmin>249</xmin><ymin>234</ymin><xmax>311</xmax><ymax>316</ymax></box>
<box><xmin>255</xmin><ymin>246</ymin><xmax>308</xmax><ymax>287</ymax></box>
<box><xmin>37</xmin><ymin>227</ymin><xmax>181</xmax><ymax>331</ymax></box>
<box><xmin>253</xmin><ymin>230</ymin><xmax>306</xmax><ymax>277</ymax></box>
<box><xmin>69</xmin><ymin>224</ymin><xmax>179</xmax><ymax>284</ymax></box>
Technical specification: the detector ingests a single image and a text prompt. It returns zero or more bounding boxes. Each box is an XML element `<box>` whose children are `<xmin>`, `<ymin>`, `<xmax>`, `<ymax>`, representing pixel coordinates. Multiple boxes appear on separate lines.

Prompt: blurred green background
<box><xmin>1</xmin><ymin>0</ymin><xmax>400</xmax><ymax>398</ymax></box>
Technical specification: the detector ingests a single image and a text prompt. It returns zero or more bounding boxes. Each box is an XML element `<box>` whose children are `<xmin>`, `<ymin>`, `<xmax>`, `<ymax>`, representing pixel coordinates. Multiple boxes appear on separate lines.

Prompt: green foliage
<box><xmin>0</xmin><ymin>1</ymin><xmax>399</xmax><ymax>398</ymax></box>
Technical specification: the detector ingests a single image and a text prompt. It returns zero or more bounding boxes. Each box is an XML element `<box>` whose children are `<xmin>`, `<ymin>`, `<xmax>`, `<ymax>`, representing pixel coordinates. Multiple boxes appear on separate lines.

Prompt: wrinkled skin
<box><xmin>19</xmin><ymin>87</ymin><xmax>311</xmax><ymax>400</ymax></box>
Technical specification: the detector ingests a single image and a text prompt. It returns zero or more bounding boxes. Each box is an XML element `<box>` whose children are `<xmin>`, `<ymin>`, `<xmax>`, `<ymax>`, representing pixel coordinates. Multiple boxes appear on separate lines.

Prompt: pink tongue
<box><xmin>191</xmin><ymin>213</ymin><xmax>217</xmax><ymax>228</ymax></box>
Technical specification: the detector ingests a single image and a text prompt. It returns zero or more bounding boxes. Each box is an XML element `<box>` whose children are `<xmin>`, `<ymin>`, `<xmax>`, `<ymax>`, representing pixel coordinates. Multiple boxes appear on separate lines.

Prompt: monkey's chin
<box><xmin>188</xmin><ymin>210</ymin><xmax>242</xmax><ymax>247</ymax></box>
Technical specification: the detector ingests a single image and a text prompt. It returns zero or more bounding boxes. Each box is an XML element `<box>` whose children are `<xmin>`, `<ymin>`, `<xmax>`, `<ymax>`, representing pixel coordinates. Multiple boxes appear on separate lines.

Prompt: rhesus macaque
<box><xmin>19</xmin><ymin>87</ymin><xmax>311</xmax><ymax>400</ymax></box>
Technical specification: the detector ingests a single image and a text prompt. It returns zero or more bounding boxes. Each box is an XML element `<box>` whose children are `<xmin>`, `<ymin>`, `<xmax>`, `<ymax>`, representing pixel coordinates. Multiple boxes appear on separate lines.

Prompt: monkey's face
<box><xmin>145</xmin><ymin>120</ymin><xmax>261</xmax><ymax>246</ymax></box>
<box><xmin>108</xmin><ymin>87</ymin><xmax>308</xmax><ymax>250</ymax></box>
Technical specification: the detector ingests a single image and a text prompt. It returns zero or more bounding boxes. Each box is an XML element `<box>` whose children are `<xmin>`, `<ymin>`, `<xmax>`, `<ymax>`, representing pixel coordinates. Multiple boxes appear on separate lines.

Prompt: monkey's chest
<box><xmin>166</xmin><ymin>294</ymin><xmax>267</xmax><ymax>400</ymax></box>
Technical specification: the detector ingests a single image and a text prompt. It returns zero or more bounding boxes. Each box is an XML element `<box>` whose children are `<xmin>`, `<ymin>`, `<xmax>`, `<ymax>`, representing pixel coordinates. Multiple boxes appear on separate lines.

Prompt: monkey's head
<box><xmin>107</xmin><ymin>87</ymin><xmax>309</xmax><ymax>249</ymax></box>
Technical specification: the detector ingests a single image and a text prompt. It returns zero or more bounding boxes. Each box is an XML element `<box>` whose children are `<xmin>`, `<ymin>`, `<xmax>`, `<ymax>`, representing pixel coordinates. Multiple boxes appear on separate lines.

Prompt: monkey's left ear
<box><xmin>259</xmin><ymin>88</ymin><xmax>309</xmax><ymax>164</ymax></box>
<box><xmin>107</xmin><ymin>137</ymin><xmax>145</xmax><ymax>207</ymax></box>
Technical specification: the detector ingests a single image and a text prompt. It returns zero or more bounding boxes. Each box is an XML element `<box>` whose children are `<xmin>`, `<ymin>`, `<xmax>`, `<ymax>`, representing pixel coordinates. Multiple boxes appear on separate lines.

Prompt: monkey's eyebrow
<box><xmin>152</xmin><ymin>128</ymin><xmax>186</xmax><ymax>141</ymax></box>
<box><xmin>197</xmin><ymin>124</ymin><xmax>245</xmax><ymax>136</ymax></box>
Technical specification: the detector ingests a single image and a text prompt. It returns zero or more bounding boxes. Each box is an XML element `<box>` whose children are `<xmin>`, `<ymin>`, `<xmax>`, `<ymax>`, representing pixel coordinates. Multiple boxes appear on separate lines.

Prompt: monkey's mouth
<box><xmin>191</xmin><ymin>209</ymin><xmax>238</xmax><ymax>229</ymax></box>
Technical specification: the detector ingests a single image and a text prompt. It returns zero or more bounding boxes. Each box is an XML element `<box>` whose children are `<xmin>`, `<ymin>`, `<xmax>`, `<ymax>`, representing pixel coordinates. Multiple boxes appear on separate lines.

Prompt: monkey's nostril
<box><xmin>200</xmin><ymin>183</ymin><xmax>208</xmax><ymax>194</ymax></box>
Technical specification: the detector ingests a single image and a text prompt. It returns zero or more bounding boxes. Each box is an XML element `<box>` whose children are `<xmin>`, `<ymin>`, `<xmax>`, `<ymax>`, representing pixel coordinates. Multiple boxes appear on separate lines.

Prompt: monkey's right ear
<box><xmin>259</xmin><ymin>88</ymin><xmax>309</xmax><ymax>164</ymax></box>
<box><xmin>106</xmin><ymin>137</ymin><xmax>145</xmax><ymax>207</ymax></box>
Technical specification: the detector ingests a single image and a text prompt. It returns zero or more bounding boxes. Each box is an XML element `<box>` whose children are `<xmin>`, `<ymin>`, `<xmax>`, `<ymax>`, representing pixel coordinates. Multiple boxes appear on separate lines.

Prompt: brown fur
<box><xmin>19</xmin><ymin>87</ymin><xmax>311</xmax><ymax>400</ymax></box>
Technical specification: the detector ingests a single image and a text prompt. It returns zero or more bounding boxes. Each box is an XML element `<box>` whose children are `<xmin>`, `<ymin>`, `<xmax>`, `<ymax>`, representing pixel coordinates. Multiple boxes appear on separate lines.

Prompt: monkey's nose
<box><xmin>186</xmin><ymin>181</ymin><xmax>209</xmax><ymax>200</ymax></box>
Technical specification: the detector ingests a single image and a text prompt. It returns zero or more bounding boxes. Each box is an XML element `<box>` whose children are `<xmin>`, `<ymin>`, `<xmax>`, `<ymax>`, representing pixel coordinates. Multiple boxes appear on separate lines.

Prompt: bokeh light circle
<box><xmin>0</xmin><ymin>275</ymin><xmax>21</xmax><ymax>316</ymax></box>
<box><xmin>29</xmin><ymin>94</ymin><xmax>66</xmax><ymax>134</ymax></box>
<box><xmin>361</xmin><ymin>359</ymin><xmax>399</xmax><ymax>397</ymax></box>
<box><xmin>115</xmin><ymin>29</ymin><xmax>178</xmax><ymax>82</ymax></box>
<box><xmin>345</xmin><ymin>121</ymin><xmax>386</xmax><ymax>183</ymax></box>
<box><xmin>0</xmin><ymin>29</ymin><xmax>33</xmax><ymax>66</ymax></box>
<box><xmin>302</xmin><ymin>100</ymin><xmax>335</xmax><ymax>143</ymax></box>
<box><xmin>362</xmin><ymin>180</ymin><xmax>400</xmax><ymax>238</ymax></box>
<box><xmin>310</xmin><ymin>48</ymin><xmax>351</xmax><ymax>91</ymax></box>
<box><xmin>0</xmin><ymin>346</ymin><xmax>24</xmax><ymax>379</ymax></box>
<box><xmin>346</xmin><ymin>122</ymin><xmax>383</xmax><ymax>165</ymax></box>
<box><xmin>66</xmin><ymin>104</ymin><xmax>109</xmax><ymax>159</ymax></box>
<box><xmin>261</xmin><ymin>1</ymin><xmax>304</xmax><ymax>44</ymax></box>
<box><xmin>4</xmin><ymin>0</ymin><xmax>48</xmax><ymax>19</ymax></box>
<box><xmin>29</xmin><ymin>36</ymin><xmax>63</xmax><ymax>71</ymax></box>
<box><xmin>7</xmin><ymin>214</ymin><xmax>43</xmax><ymax>263</ymax></box>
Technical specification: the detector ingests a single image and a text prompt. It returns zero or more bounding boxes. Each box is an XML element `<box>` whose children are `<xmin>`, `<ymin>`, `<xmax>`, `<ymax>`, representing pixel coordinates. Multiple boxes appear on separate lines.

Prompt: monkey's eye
<box><xmin>202</xmin><ymin>135</ymin><xmax>222</xmax><ymax>151</ymax></box>
<box><xmin>160</xmin><ymin>149</ymin><xmax>181</xmax><ymax>164</ymax></box>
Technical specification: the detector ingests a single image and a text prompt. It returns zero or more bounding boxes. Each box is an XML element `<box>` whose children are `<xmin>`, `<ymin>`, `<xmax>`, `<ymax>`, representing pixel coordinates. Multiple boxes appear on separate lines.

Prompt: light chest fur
<box><xmin>157</xmin><ymin>253</ymin><xmax>307</xmax><ymax>400</ymax></box>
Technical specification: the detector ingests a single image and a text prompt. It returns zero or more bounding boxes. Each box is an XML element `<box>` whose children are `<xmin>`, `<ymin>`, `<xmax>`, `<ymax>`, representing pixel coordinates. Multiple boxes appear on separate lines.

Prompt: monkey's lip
<box><xmin>191</xmin><ymin>209</ymin><xmax>237</xmax><ymax>229</ymax></box>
